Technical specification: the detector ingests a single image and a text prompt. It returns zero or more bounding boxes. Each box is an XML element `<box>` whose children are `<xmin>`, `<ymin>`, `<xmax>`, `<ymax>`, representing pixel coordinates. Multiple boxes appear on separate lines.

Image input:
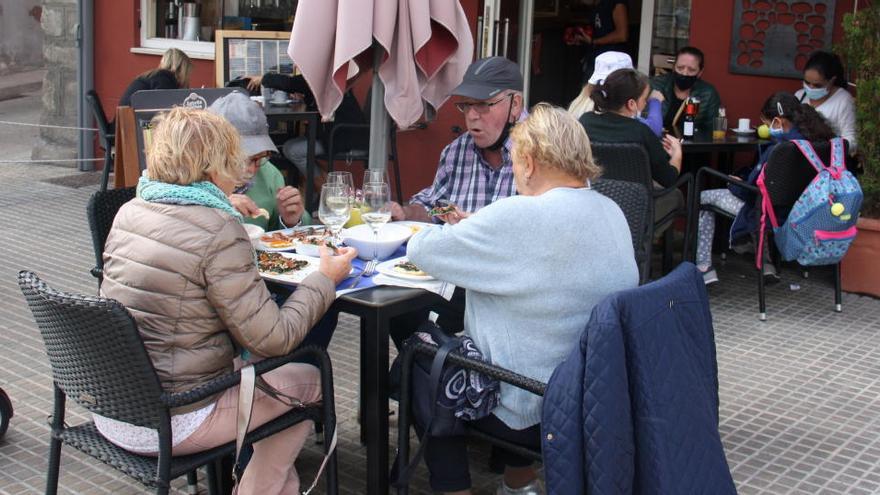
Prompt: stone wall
<box><xmin>0</xmin><ymin>0</ymin><xmax>44</xmax><ymax>73</ymax></box>
<box><xmin>32</xmin><ymin>0</ymin><xmax>78</xmax><ymax>166</ymax></box>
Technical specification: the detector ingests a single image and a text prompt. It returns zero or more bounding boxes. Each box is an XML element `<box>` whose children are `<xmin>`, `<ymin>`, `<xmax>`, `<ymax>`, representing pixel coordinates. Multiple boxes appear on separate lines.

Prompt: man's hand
<box><xmin>276</xmin><ymin>186</ymin><xmax>304</xmax><ymax>227</ymax></box>
<box><xmin>389</xmin><ymin>201</ymin><xmax>406</xmax><ymax>221</ymax></box>
<box><xmin>318</xmin><ymin>246</ymin><xmax>357</xmax><ymax>285</ymax></box>
<box><xmin>230</xmin><ymin>194</ymin><xmax>261</xmax><ymax>218</ymax></box>
<box><xmin>246</xmin><ymin>75</ymin><xmax>263</xmax><ymax>92</ymax></box>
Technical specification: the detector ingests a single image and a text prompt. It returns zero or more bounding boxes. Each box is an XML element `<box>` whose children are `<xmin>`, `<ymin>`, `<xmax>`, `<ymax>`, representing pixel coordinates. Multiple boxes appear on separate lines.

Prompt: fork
<box><xmin>348</xmin><ymin>259</ymin><xmax>377</xmax><ymax>289</ymax></box>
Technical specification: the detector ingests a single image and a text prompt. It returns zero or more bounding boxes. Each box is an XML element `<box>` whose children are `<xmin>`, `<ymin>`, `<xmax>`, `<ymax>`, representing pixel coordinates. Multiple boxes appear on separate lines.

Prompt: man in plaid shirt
<box><xmin>390</xmin><ymin>57</ymin><xmax>526</xmax><ymax>224</ymax></box>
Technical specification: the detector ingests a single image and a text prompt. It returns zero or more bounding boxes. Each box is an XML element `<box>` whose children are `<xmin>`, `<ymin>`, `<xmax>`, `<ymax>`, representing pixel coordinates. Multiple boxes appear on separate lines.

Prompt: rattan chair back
<box><xmin>591</xmin><ymin>142</ymin><xmax>654</xmax><ymax>190</ymax></box>
<box><xmin>592</xmin><ymin>179</ymin><xmax>653</xmax><ymax>283</ymax></box>
<box><xmin>18</xmin><ymin>270</ymin><xmax>165</xmax><ymax>429</ymax></box>
<box><xmin>87</xmin><ymin>187</ymin><xmax>136</xmax><ymax>278</ymax></box>
<box><xmin>761</xmin><ymin>141</ymin><xmax>837</xmax><ymax>216</ymax></box>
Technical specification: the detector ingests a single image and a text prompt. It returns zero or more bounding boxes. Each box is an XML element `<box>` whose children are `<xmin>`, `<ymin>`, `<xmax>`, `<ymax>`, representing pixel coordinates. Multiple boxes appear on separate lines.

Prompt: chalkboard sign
<box><xmin>129</xmin><ymin>88</ymin><xmax>247</xmax><ymax>171</ymax></box>
<box><xmin>214</xmin><ymin>29</ymin><xmax>295</xmax><ymax>87</ymax></box>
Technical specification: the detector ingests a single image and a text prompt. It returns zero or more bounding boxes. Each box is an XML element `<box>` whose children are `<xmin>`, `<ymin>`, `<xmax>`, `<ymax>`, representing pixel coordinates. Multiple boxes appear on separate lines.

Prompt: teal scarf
<box><xmin>137</xmin><ymin>176</ymin><xmax>243</xmax><ymax>221</ymax></box>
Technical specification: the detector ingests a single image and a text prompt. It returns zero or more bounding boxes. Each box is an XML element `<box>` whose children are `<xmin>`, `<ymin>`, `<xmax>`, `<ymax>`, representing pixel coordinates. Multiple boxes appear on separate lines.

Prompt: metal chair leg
<box><xmin>99</xmin><ymin>146</ymin><xmax>113</xmax><ymax>192</ymax></box>
<box><xmin>186</xmin><ymin>470</ymin><xmax>199</xmax><ymax>494</ymax></box>
<box><xmin>834</xmin><ymin>263</ymin><xmax>843</xmax><ymax>312</ymax></box>
<box><xmin>206</xmin><ymin>460</ymin><xmax>220</xmax><ymax>495</ymax></box>
<box><xmin>662</xmin><ymin>228</ymin><xmax>674</xmax><ymax>274</ymax></box>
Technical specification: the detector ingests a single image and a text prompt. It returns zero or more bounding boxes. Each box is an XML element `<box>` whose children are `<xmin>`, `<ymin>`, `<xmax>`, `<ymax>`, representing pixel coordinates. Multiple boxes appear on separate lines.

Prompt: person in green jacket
<box><xmin>208</xmin><ymin>92</ymin><xmax>309</xmax><ymax>230</ymax></box>
<box><xmin>651</xmin><ymin>46</ymin><xmax>721</xmax><ymax>133</ymax></box>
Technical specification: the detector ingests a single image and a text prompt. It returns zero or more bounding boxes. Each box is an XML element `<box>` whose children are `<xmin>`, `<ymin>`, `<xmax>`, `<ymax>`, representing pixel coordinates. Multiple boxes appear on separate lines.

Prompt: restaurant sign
<box><xmin>729</xmin><ymin>0</ymin><xmax>836</xmax><ymax>78</ymax></box>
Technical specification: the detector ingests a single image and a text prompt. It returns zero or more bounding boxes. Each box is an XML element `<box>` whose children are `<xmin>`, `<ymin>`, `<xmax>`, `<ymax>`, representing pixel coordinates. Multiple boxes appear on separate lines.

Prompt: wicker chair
<box><xmin>17</xmin><ymin>271</ymin><xmax>338</xmax><ymax>495</ymax></box>
<box><xmin>693</xmin><ymin>141</ymin><xmax>845</xmax><ymax>320</ymax></box>
<box><xmin>592</xmin><ymin>179</ymin><xmax>653</xmax><ymax>284</ymax></box>
<box><xmin>395</xmin><ymin>340</ymin><xmax>545</xmax><ymax>495</ymax></box>
<box><xmin>86</xmin><ymin>187</ymin><xmax>136</xmax><ymax>287</ymax></box>
<box><xmin>590</xmin><ymin>142</ymin><xmax>694</xmax><ymax>277</ymax></box>
<box><xmin>85</xmin><ymin>90</ymin><xmax>115</xmax><ymax>192</ymax></box>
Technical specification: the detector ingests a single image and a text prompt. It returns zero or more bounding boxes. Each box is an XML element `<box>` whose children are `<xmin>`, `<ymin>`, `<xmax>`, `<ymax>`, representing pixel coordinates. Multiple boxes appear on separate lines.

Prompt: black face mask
<box><xmin>484</xmin><ymin>94</ymin><xmax>515</xmax><ymax>152</ymax></box>
<box><xmin>674</xmin><ymin>73</ymin><xmax>698</xmax><ymax>91</ymax></box>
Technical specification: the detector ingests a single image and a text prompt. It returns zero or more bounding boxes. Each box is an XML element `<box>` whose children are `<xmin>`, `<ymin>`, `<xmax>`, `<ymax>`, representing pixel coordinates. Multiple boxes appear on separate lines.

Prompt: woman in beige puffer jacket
<box><xmin>96</xmin><ymin>107</ymin><xmax>357</xmax><ymax>494</ymax></box>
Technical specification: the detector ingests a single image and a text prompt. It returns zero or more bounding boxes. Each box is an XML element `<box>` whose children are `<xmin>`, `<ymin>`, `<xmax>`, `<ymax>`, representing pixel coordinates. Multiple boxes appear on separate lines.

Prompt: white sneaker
<box><xmin>702</xmin><ymin>268</ymin><xmax>719</xmax><ymax>285</ymax></box>
<box><xmin>497</xmin><ymin>479</ymin><xmax>543</xmax><ymax>495</ymax></box>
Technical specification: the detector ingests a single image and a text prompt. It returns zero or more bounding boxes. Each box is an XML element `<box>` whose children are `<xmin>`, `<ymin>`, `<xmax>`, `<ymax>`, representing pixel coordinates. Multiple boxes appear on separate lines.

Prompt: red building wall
<box><xmin>689</xmin><ymin>0</ymin><xmax>855</xmax><ymax>124</ymax></box>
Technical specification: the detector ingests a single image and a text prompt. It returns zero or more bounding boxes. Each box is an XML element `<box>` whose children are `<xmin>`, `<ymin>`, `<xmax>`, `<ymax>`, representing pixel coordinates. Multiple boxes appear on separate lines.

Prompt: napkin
<box><xmin>372</xmin><ymin>274</ymin><xmax>456</xmax><ymax>301</ymax></box>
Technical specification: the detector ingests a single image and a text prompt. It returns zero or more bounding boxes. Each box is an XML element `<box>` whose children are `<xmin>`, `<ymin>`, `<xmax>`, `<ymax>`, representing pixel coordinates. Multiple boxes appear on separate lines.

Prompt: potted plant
<box><xmin>839</xmin><ymin>3</ymin><xmax>880</xmax><ymax>297</ymax></box>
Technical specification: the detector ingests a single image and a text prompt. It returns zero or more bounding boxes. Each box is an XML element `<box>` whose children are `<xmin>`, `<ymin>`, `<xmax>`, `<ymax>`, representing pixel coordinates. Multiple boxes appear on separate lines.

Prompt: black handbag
<box><xmin>390</xmin><ymin>321</ymin><xmax>499</xmax><ymax>485</ymax></box>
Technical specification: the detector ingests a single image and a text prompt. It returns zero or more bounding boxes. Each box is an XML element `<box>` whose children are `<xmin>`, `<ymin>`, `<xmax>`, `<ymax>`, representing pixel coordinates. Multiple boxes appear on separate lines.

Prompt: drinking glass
<box><xmin>318</xmin><ymin>184</ymin><xmax>351</xmax><ymax>245</ymax></box>
<box><xmin>327</xmin><ymin>171</ymin><xmax>355</xmax><ymax>198</ymax></box>
<box><xmin>361</xmin><ymin>183</ymin><xmax>392</xmax><ymax>261</ymax></box>
<box><xmin>363</xmin><ymin>168</ymin><xmax>390</xmax><ymax>187</ymax></box>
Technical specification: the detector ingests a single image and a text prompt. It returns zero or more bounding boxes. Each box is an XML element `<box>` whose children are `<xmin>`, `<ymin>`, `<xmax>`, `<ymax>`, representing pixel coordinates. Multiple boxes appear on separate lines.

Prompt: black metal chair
<box><xmin>0</xmin><ymin>387</ymin><xmax>11</xmax><ymax>440</ymax></box>
<box><xmin>86</xmin><ymin>187</ymin><xmax>137</xmax><ymax>287</ymax></box>
<box><xmin>85</xmin><ymin>90</ymin><xmax>115</xmax><ymax>192</ymax></box>
<box><xmin>593</xmin><ymin>179</ymin><xmax>654</xmax><ymax>284</ymax></box>
<box><xmin>591</xmin><ymin>142</ymin><xmax>694</xmax><ymax>278</ymax></box>
<box><xmin>693</xmin><ymin>140</ymin><xmax>845</xmax><ymax>320</ymax></box>
<box><xmin>320</xmin><ymin>90</ymin><xmax>406</xmax><ymax>202</ymax></box>
<box><xmin>395</xmin><ymin>341</ymin><xmax>545</xmax><ymax>495</ymax></box>
<box><xmin>17</xmin><ymin>270</ymin><xmax>338</xmax><ymax>495</ymax></box>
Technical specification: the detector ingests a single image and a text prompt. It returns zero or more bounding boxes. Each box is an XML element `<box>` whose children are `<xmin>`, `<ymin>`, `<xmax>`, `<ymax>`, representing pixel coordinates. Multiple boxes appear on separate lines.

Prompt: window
<box><xmin>136</xmin><ymin>0</ymin><xmax>298</xmax><ymax>60</ymax></box>
<box><xmin>652</xmin><ymin>0</ymin><xmax>691</xmax><ymax>55</ymax></box>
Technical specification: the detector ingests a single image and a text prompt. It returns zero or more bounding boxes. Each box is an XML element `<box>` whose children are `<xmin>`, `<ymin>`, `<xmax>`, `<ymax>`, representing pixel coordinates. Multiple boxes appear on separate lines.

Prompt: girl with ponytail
<box><xmin>695</xmin><ymin>91</ymin><xmax>838</xmax><ymax>284</ymax></box>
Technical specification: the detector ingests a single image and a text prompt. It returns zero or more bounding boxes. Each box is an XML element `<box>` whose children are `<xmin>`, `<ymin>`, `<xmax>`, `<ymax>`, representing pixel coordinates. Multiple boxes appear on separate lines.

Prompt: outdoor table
<box><xmin>263</xmin><ymin>102</ymin><xmax>320</xmax><ymax>211</ymax></box>
<box><xmin>681</xmin><ymin>130</ymin><xmax>770</xmax><ymax>173</ymax></box>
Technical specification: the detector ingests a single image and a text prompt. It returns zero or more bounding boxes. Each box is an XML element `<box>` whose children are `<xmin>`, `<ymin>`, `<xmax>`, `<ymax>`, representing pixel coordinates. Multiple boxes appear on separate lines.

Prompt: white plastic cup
<box><xmin>738</xmin><ymin>118</ymin><xmax>751</xmax><ymax>131</ymax></box>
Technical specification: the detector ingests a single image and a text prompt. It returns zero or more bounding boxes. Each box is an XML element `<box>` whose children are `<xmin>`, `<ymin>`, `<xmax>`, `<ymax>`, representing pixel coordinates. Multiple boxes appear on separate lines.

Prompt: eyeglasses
<box><xmin>454</xmin><ymin>94</ymin><xmax>513</xmax><ymax>114</ymax></box>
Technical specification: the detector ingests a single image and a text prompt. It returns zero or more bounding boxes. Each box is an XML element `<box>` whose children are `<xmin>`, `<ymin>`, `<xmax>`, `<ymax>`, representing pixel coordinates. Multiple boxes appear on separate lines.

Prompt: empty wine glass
<box><xmin>363</xmin><ymin>168</ymin><xmax>389</xmax><ymax>187</ymax></box>
<box><xmin>327</xmin><ymin>171</ymin><xmax>355</xmax><ymax>199</ymax></box>
<box><xmin>361</xmin><ymin>182</ymin><xmax>392</xmax><ymax>261</ymax></box>
<box><xmin>318</xmin><ymin>184</ymin><xmax>351</xmax><ymax>245</ymax></box>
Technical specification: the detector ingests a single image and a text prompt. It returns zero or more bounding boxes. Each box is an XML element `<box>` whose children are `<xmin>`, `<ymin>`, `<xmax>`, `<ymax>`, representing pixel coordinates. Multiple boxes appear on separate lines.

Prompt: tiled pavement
<box><xmin>2</xmin><ymin>98</ymin><xmax>880</xmax><ymax>494</ymax></box>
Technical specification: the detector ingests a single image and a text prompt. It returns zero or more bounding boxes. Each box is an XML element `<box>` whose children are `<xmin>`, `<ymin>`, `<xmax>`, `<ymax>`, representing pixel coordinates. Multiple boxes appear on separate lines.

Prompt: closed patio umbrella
<box><xmin>288</xmin><ymin>0</ymin><xmax>473</xmax><ymax>171</ymax></box>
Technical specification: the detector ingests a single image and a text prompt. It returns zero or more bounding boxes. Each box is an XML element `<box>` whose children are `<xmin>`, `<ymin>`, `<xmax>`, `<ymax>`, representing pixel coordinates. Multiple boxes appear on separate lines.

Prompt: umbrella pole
<box><xmin>368</xmin><ymin>40</ymin><xmax>389</xmax><ymax>173</ymax></box>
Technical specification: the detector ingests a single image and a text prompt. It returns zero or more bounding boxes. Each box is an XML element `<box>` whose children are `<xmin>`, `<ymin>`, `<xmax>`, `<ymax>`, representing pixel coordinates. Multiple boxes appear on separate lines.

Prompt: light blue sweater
<box><xmin>407</xmin><ymin>187</ymin><xmax>639</xmax><ymax>429</ymax></box>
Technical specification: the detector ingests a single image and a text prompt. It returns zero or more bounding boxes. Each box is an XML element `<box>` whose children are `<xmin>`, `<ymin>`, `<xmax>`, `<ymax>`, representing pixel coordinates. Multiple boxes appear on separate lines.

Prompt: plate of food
<box><xmin>259</xmin><ymin>230</ymin><xmax>297</xmax><ymax>252</ymax></box>
<box><xmin>376</xmin><ymin>256</ymin><xmax>434</xmax><ymax>281</ymax></box>
<box><xmin>392</xmin><ymin>220</ymin><xmax>434</xmax><ymax>236</ymax></box>
<box><xmin>257</xmin><ymin>252</ymin><xmax>318</xmax><ymax>285</ymax></box>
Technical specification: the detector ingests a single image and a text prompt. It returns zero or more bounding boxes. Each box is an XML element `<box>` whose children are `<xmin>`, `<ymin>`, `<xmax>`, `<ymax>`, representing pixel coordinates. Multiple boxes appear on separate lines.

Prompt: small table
<box><xmin>681</xmin><ymin>130</ymin><xmax>770</xmax><ymax>173</ymax></box>
<box><xmin>333</xmin><ymin>286</ymin><xmax>446</xmax><ymax>495</ymax></box>
<box><xmin>263</xmin><ymin>103</ymin><xmax>320</xmax><ymax>211</ymax></box>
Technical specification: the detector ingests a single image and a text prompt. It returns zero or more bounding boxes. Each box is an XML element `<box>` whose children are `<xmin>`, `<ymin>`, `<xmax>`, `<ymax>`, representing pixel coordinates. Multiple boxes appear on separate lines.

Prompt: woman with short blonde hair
<box><xmin>119</xmin><ymin>48</ymin><xmax>193</xmax><ymax>107</ymax></box>
<box><xmin>97</xmin><ymin>106</ymin><xmax>357</xmax><ymax>494</ymax></box>
<box><xmin>407</xmin><ymin>104</ymin><xmax>638</xmax><ymax>495</ymax></box>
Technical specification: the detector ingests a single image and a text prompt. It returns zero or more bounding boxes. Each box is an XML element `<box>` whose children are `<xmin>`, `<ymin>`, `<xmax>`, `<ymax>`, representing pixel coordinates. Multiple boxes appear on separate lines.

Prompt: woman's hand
<box><xmin>650</xmin><ymin>89</ymin><xmax>665</xmax><ymax>102</ymax></box>
<box><xmin>246</xmin><ymin>75</ymin><xmax>263</xmax><ymax>92</ymax></box>
<box><xmin>318</xmin><ymin>246</ymin><xmax>357</xmax><ymax>285</ymax></box>
<box><xmin>437</xmin><ymin>207</ymin><xmax>470</xmax><ymax>225</ymax></box>
<box><xmin>662</xmin><ymin>134</ymin><xmax>683</xmax><ymax>171</ymax></box>
<box><xmin>276</xmin><ymin>186</ymin><xmax>304</xmax><ymax>227</ymax></box>
<box><xmin>230</xmin><ymin>194</ymin><xmax>261</xmax><ymax>218</ymax></box>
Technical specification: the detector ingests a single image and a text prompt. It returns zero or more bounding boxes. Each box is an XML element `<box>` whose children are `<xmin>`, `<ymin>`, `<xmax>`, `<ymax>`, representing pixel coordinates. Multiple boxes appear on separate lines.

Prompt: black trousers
<box><xmin>389</xmin><ymin>287</ymin><xmax>467</xmax><ymax>348</ymax></box>
<box><xmin>415</xmin><ymin>414</ymin><xmax>542</xmax><ymax>492</ymax></box>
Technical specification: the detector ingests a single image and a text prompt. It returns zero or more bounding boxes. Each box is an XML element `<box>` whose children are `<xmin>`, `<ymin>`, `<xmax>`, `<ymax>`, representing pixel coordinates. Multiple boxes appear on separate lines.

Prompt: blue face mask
<box><xmin>769</xmin><ymin>124</ymin><xmax>786</xmax><ymax>139</ymax></box>
<box><xmin>803</xmin><ymin>82</ymin><xmax>829</xmax><ymax>101</ymax></box>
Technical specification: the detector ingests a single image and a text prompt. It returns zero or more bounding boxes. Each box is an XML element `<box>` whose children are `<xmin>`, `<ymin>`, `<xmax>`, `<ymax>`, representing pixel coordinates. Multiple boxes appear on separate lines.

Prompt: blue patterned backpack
<box><xmin>756</xmin><ymin>137</ymin><xmax>862</xmax><ymax>266</ymax></box>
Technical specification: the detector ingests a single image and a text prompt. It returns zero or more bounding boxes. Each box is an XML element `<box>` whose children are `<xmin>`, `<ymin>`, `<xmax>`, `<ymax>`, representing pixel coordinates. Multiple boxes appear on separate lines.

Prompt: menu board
<box><xmin>215</xmin><ymin>30</ymin><xmax>294</xmax><ymax>87</ymax></box>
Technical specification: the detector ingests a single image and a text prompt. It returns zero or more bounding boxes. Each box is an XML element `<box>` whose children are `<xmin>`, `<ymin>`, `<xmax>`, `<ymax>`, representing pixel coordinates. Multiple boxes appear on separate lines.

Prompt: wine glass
<box><xmin>318</xmin><ymin>184</ymin><xmax>351</xmax><ymax>245</ymax></box>
<box><xmin>361</xmin><ymin>182</ymin><xmax>392</xmax><ymax>261</ymax></box>
<box><xmin>327</xmin><ymin>171</ymin><xmax>355</xmax><ymax>198</ymax></box>
<box><xmin>363</xmin><ymin>168</ymin><xmax>389</xmax><ymax>187</ymax></box>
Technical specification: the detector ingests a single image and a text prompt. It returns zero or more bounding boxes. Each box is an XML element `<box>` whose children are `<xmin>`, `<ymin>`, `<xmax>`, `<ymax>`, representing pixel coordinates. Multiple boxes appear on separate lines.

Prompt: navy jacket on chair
<box><xmin>541</xmin><ymin>263</ymin><xmax>736</xmax><ymax>494</ymax></box>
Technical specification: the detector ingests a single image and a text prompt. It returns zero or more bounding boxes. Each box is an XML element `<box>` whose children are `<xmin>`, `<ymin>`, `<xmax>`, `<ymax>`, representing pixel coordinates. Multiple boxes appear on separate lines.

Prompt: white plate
<box><xmin>269</xmin><ymin>99</ymin><xmax>294</xmax><ymax>106</ymax></box>
<box><xmin>258</xmin><ymin>252</ymin><xmax>319</xmax><ymax>285</ymax></box>
<box><xmin>375</xmin><ymin>256</ymin><xmax>434</xmax><ymax>281</ymax></box>
<box><xmin>731</xmin><ymin>127</ymin><xmax>756</xmax><ymax>135</ymax></box>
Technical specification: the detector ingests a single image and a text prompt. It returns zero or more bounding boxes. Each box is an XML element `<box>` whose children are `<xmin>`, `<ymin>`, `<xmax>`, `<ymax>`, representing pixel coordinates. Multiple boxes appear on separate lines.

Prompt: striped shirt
<box><xmin>410</xmin><ymin>118</ymin><xmax>524</xmax><ymax>215</ymax></box>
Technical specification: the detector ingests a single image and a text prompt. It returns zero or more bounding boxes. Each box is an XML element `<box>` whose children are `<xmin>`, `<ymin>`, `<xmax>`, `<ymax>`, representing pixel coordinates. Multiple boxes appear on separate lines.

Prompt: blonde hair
<box><xmin>146</xmin><ymin>107</ymin><xmax>245</xmax><ymax>186</ymax></box>
<box><xmin>511</xmin><ymin>103</ymin><xmax>601</xmax><ymax>182</ymax></box>
<box><xmin>144</xmin><ymin>48</ymin><xmax>193</xmax><ymax>87</ymax></box>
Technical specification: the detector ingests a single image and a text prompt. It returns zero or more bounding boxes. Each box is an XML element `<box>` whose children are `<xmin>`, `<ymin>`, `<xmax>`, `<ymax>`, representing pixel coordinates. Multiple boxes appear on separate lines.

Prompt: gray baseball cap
<box><xmin>208</xmin><ymin>91</ymin><xmax>277</xmax><ymax>156</ymax></box>
<box><xmin>451</xmin><ymin>57</ymin><xmax>524</xmax><ymax>100</ymax></box>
